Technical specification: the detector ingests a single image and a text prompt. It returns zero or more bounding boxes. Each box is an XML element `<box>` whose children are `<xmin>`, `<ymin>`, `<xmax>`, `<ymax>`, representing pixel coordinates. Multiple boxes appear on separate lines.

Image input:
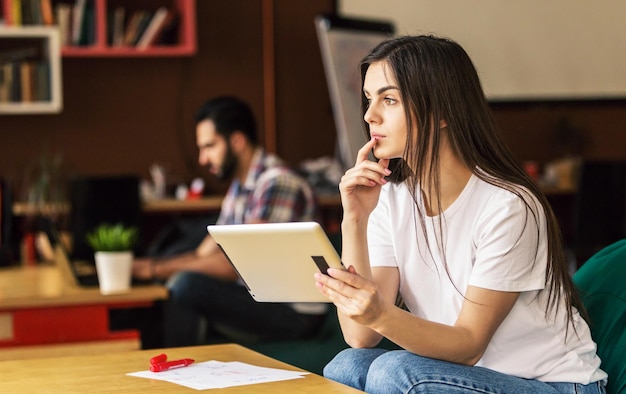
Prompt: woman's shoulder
<box><xmin>471</xmin><ymin>177</ymin><xmax>545</xmax><ymax>230</ymax></box>
<box><xmin>473</xmin><ymin>175</ymin><xmax>539</xmax><ymax>206</ymax></box>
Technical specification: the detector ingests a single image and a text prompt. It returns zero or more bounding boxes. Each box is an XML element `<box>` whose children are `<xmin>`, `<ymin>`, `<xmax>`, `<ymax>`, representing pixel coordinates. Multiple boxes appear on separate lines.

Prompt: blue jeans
<box><xmin>164</xmin><ymin>271</ymin><xmax>326</xmax><ymax>347</ymax></box>
<box><xmin>324</xmin><ymin>348</ymin><xmax>606</xmax><ymax>394</ymax></box>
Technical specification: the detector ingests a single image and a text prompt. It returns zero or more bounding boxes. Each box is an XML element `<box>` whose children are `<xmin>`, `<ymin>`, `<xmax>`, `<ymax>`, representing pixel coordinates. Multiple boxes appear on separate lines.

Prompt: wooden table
<box><xmin>0</xmin><ymin>343</ymin><xmax>363</xmax><ymax>393</ymax></box>
<box><xmin>12</xmin><ymin>194</ymin><xmax>343</xmax><ymax>215</ymax></box>
<box><xmin>0</xmin><ymin>265</ymin><xmax>168</xmax><ymax>360</ymax></box>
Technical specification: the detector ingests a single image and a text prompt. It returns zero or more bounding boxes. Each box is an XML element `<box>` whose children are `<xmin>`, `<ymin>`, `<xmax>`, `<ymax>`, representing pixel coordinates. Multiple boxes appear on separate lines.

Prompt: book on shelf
<box><xmin>30</xmin><ymin>0</ymin><xmax>43</xmax><ymax>25</ymax></box>
<box><xmin>122</xmin><ymin>10</ymin><xmax>151</xmax><ymax>47</ymax></box>
<box><xmin>20</xmin><ymin>0</ymin><xmax>32</xmax><ymax>25</ymax></box>
<box><xmin>109</xmin><ymin>6</ymin><xmax>125</xmax><ymax>46</ymax></box>
<box><xmin>0</xmin><ymin>63</ymin><xmax>14</xmax><ymax>102</ymax></box>
<box><xmin>35</xmin><ymin>61</ymin><xmax>50</xmax><ymax>100</ymax></box>
<box><xmin>131</xmin><ymin>11</ymin><xmax>153</xmax><ymax>46</ymax></box>
<box><xmin>81</xmin><ymin>0</ymin><xmax>95</xmax><ymax>46</ymax></box>
<box><xmin>19</xmin><ymin>0</ymin><xmax>35</xmax><ymax>25</ymax></box>
<box><xmin>23</xmin><ymin>0</ymin><xmax>57</xmax><ymax>25</ymax></box>
<box><xmin>19</xmin><ymin>61</ymin><xmax>34</xmax><ymax>102</ymax></box>
<box><xmin>9</xmin><ymin>62</ymin><xmax>21</xmax><ymax>102</ymax></box>
<box><xmin>55</xmin><ymin>3</ymin><xmax>72</xmax><ymax>46</ymax></box>
<box><xmin>136</xmin><ymin>7</ymin><xmax>172</xmax><ymax>49</ymax></box>
<box><xmin>6</xmin><ymin>0</ymin><xmax>54</xmax><ymax>26</ymax></box>
<box><xmin>71</xmin><ymin>0</ymin><xmax>86</xmax><ymax>45</ymax></box>
<box><xmin>71</xmin><ymin>0</ymin><xmax>95</xmax><ymax>46</ymax></box>
<box><xmin>0</xmin><ymin>59</ymin><xmax>50</xmax><ymax>103</ymax></box>
<box><xmin>40</xmin><ymin>0</ymin><xmax>55</xmax><ymax>25</ymax></box>
<box><xmin>10</xmin><ymin>0</ymin><xmax>22</xmax><ymax>25</ymax></box>
<box><xmin>2</xmin><ymin>57</ymin><xmax>23</xmax><ymax>102</ymax></box>
<box><xmin>2</xmin><ymin>63</ymin><xmax>19</xmax><ymax>102</ymax></box>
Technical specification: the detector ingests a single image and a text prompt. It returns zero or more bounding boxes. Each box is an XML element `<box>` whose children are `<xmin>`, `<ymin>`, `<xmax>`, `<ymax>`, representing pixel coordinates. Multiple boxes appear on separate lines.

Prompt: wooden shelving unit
<box><xmin>0</xmin><ymin>0</ymin><xmax>196</xmax><ymax>114</ymax></box>
<box><xmin>2</xmin><ymin>0</ymin><xmax>196</xmax><ymax>57</ymax></box>
<box><xmin>0</xmin><ymin>26</ymin><xmax>63</xmax><ymax>114</ymax></box>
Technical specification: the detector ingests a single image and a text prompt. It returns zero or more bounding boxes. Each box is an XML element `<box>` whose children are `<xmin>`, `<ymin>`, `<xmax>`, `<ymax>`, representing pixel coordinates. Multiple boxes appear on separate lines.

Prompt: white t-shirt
<box><xmin>367</xmin><ymin>174</ymin><xmax>607</xmax><ymax>384</ymax></box>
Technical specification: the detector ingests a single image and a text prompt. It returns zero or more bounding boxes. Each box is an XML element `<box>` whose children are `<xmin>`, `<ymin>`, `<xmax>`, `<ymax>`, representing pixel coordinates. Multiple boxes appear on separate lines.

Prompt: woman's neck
<box><xmin>420</xmin><ymin>139</ymin><xmax>471</xmax><ymax>216</ymax></box>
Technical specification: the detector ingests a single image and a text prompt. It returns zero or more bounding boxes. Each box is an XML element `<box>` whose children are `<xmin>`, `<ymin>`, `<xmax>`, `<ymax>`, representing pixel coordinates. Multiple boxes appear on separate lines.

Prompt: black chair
<box><xmin>69</xmin><ymin>175</ymin><xmax>141</xmax><ymax>262</ymax></box>
<box><xmin>570</xmin><ymin>160</ymin><xmax>626</xmax><ymax>268</ymax></box>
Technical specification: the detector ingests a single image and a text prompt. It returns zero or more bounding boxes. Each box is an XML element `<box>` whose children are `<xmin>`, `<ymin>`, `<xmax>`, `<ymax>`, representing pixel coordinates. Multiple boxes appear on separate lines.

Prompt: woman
<box><xmin>314</xmin><ymin>35</ymin><xmax>607</xmax><ymax>393</ymax></box>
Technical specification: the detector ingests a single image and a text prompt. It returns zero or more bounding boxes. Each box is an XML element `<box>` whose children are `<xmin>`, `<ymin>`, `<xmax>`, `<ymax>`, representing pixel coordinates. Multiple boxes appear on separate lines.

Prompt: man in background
<box><xmin>132</xmin><ymin>96</ymin><xmax>326</xmax><ymax>347</ymax></box>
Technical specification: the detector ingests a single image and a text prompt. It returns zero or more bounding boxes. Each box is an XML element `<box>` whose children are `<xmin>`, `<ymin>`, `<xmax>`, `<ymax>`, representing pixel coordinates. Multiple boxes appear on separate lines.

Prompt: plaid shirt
<box><xmin>217</xmin><ymin>148</ymin><xmax>317</xmax><ymax>225</ymax></box>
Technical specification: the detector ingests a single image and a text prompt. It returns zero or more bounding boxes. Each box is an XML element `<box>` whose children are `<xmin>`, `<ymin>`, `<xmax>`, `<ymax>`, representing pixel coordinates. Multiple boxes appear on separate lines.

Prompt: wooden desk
<box><xmin>0</xmin><ymin>343</ymin><xmax>362</xmax><ymax>393</ymax></box>
<box><xmin>0</xmin><ymin>265</ymin><xmax>168</xmax><ymax>360</ymax></box>
<box><xmin>12</xmin><ymin>194</ymin><xmax>343</xmax><ymax>215</ymax></box>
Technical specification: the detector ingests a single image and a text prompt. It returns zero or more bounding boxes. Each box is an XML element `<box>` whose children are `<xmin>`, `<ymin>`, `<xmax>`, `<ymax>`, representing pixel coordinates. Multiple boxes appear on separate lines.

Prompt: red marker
<box><xmin>150</xmin><ymin>358</ymin><xmax>195</xmax><ymax>372</ymax></box>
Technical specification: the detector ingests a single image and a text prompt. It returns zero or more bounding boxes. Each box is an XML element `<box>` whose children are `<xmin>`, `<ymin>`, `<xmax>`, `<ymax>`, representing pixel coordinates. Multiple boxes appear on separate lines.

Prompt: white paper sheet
<box><xmin>127</xmin><ymin>360</ymin><xmax>309</xmax><ymax>390</ymax></box>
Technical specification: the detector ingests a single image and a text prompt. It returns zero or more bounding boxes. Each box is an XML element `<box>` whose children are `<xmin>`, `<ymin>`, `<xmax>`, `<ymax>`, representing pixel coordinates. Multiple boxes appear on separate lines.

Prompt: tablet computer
<box><xmin>207</xmin><ymin>222</ymin><xmax>343</xmax><ymax>302</ymax></box>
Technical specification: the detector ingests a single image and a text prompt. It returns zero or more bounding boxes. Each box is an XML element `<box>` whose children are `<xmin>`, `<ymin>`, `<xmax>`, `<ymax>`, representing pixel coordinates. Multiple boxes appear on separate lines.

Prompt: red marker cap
<box><xmin>150</xmin><ymin>353</ymin><xmax>167</xmax><ymax>365</ymax></box>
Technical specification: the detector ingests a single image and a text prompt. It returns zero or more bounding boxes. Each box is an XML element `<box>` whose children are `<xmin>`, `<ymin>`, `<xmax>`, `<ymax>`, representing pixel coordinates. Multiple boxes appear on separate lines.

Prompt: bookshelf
<box><xmin>2</xmin><ymin>0</ymin><xmax>196</xmax><ymax>57</ymax></box>
<box><xmin>0</xmin><ymin>26</ymin><xmax>63</xmax><ymax>114</ymax></box>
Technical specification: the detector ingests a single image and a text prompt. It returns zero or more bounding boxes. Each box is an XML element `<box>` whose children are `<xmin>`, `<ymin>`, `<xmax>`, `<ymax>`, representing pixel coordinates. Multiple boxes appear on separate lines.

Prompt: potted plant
<box><xmin>86</xmin><ymin>223</ymin><xmax>138</xmax><ymax>295</ymax></box>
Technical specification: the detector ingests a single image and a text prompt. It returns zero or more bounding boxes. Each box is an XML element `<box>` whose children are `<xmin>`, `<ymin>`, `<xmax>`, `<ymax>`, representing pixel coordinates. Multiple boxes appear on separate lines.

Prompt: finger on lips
<box><xmin>356</xmin><ymin>138</ymin><xmax>378</xmax><ymax>162</ymax></box>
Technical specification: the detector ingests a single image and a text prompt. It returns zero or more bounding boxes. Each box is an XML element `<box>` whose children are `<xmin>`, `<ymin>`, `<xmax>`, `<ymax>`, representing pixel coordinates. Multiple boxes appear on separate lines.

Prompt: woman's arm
<box><xmin>375</xmin><ymin>284</ymin><xmax>519</xmax><ymax>365</ymax></box>
<box><xmin>320</xmin><ymin>137</ymin><xmax>395</xmax><ymax>346</ymax></box>
<box><xmin>333</xmin><ymin>218</ymin><xmax>400</xmax><ymax>348</ymax></box>
<box><xmin>318</xmin><ymin>266</ymin><xmax>519</xmax><ymax>365</ymax></box>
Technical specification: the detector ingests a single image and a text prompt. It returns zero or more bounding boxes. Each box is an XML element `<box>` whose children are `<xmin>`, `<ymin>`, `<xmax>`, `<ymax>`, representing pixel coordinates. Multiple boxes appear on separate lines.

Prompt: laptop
<box><xmin>207</xmin><ymin>222</ymin><xmax>343</xmax><ymax>303</ymax></box>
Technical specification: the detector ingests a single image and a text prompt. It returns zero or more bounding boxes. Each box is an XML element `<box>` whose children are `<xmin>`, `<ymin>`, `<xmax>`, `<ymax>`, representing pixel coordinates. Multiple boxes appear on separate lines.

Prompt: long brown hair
<box><xmin>359</xmin><ymin>35</ymin><xmax>586</xmax><ymax>328</ymax></box>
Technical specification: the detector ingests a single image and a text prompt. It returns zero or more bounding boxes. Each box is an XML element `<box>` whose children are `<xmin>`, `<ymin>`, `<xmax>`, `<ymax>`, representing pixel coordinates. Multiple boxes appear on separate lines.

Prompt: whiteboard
<box><xmin>339</xmin><ymin>0</ymin><xmax>626</xmax><ymax>101</ymax></box>
<box><xmin>315</xmin><ymin>15</ymin><xmax>394</xmax><ymax>168</ymax></box>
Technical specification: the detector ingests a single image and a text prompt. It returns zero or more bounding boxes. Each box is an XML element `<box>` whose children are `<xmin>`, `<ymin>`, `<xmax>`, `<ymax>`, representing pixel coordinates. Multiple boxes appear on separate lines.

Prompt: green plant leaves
<box><xmin>85</xmin><ymin>223</ymin><xmax>138</xmax><ymax>252</ymax></box>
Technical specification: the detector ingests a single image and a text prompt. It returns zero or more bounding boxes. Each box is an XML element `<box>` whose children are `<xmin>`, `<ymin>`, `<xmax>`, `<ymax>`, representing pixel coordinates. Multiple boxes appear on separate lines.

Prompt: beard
<box><xmin>216</xmin><ymin>144</ymin><xmax>238</xmax><ymax>181</ymax></box>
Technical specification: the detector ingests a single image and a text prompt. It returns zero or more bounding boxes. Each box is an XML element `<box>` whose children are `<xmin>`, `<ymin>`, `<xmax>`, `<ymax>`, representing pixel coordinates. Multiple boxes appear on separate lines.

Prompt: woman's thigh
<box><xmin>324</xmin><ymin>348</ymin><xmax>605</xmax><ymax>394</ymax></box>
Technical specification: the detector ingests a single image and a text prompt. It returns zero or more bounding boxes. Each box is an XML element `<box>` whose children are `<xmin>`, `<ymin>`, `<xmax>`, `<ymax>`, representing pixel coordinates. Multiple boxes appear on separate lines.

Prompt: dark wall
<box><xmin>1</xmin><ymin>1</ymin><xmax>625</xmax><ymax>202</ymax></box>
<box><xmin>492</xmin><ymin>100</ymin><xmax>626</xmax><ymax>164</ymax></box>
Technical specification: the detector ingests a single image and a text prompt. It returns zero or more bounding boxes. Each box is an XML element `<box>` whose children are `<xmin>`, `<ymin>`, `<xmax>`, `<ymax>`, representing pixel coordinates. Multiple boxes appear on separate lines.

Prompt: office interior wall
<box><xmin>0</xmin><ymin>0</ymin><xmax>336</xmax><ymax>198</ymax></box>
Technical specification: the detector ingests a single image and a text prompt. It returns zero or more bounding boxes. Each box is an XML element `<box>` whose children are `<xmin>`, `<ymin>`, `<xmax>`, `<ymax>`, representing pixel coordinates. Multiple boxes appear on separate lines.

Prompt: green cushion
<box><xmin>573</xmin><ymin>239</ymin><xmax>626</xmax><ymax>394</ymax></box>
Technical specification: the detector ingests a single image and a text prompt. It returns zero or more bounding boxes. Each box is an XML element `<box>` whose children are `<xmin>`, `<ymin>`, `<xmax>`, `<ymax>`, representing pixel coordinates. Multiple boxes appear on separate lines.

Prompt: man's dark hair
<box><xmin>194</xmin><ymin>96</ymin><xmax>258</xmax><ymax>145</ymax></box>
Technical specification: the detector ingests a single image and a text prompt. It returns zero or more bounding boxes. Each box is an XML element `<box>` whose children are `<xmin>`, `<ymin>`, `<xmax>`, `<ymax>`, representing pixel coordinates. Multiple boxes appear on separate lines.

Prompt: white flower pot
<box><xmin>94</xmin><ymin>251</ymin><xmax>133</xmax><ymax>295</ymax></box>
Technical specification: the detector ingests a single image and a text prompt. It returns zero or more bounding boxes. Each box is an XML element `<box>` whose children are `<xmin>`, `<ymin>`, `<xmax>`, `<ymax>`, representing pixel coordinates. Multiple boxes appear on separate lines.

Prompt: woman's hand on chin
<box><xmin>339</xmin><ymin>138</ymin><xmax>391</xmax><ymax>221</ymax></box>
